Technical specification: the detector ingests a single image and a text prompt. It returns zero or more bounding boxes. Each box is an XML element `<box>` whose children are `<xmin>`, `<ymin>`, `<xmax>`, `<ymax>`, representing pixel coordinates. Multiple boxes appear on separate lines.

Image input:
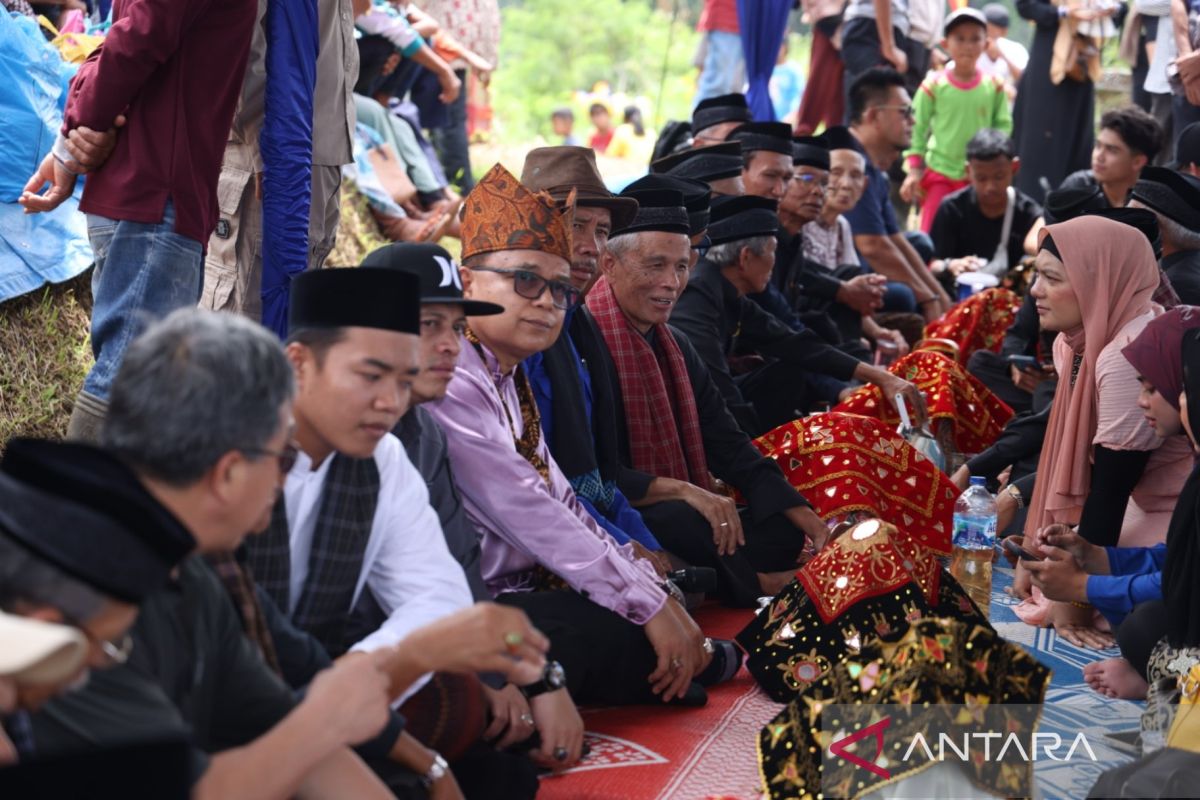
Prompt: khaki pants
<box><xmin>200</xmin><ymin>143</ymin><xmax>342</xmax><ymax>321</ymax></box>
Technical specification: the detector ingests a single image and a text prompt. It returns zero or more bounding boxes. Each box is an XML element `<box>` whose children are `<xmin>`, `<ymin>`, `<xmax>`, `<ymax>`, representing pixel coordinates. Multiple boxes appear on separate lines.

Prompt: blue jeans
<box><xmin>881</xmin><ymin>281</ymin><xmax>917</xmax><ymax>313</ymax></box>
<box><xmin>693</xmin><ymin>31</ymin><xmax>745</xmax><ymax>106</ymax></box>
<box><xmin>84</xmin><ymin>200</ymin><xmax>204</xmax><ymax>401</ymax></box>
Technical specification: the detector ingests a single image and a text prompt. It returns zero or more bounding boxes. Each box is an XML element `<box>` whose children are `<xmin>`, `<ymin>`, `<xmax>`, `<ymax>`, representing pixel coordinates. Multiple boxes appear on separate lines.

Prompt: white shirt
<box><xmin>976</xmin><ymin>37</ymin><xmax>1030</xmax><ymax>86</ymax></box>
<box><xmin>284</xmin><ymin>433</ymin><xmax>473</xmax><ymax>696</ymax></box>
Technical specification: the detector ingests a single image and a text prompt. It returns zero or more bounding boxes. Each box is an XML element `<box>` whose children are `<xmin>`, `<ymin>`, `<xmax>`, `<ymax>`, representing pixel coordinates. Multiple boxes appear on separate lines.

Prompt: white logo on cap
<box><xmin>434</xmin><ymin>255</ymin><xmax>462</xmax><ymax>291</ymax></box>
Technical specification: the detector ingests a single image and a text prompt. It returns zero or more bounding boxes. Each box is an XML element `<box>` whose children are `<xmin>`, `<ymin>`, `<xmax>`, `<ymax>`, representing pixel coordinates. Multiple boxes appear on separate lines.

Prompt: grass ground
<box><xmin>0</xmin><ymin>271</ymin><xmax>92</xmax><ymax>448</ymax></box>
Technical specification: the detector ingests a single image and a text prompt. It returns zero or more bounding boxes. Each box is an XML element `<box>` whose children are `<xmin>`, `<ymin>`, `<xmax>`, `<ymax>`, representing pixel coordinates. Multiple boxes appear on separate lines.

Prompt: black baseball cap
<box><xmin>361</xmin><ymin>243</ymin><xmax>504</xmax><ymax>316</ymax></box>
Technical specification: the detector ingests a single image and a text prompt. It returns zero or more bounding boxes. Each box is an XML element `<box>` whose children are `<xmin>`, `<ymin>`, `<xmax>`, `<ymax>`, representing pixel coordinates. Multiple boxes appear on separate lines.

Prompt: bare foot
<box><xmin>757</xmin><ymin>571</ymin><xmax>796</xmax><ymax>597</ymax></box>
<box><xmin>1084</xmin><ymin>657</ymin><xmax>1148</xmax><ymax>700</ymax></box>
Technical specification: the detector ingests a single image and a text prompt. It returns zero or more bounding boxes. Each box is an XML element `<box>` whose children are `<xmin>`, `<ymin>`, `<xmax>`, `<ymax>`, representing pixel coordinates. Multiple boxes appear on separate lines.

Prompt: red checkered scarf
<box><xmin>586</xmin><ymin>276</ymin><xmax>711</xmax><ymax>490</ymax></box>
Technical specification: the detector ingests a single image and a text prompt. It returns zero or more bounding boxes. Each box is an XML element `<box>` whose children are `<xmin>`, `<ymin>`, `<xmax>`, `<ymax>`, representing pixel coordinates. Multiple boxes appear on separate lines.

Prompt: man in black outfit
<box><xmin>670</xmin><ymin>194</ymin><xmax>924</xmax><ymax>437</ymax></box>
<box><xmin>930</xmin><ymin>129</ymin><xmax>1041</xmax><ymax>281</ymax></box>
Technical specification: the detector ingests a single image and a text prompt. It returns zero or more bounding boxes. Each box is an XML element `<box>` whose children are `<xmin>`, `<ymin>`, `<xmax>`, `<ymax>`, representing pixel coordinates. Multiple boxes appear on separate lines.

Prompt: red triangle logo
<box><xmin>828</xmin><ymin>717</ymin><xmax>892</xmax><ymax>779</ymax></box>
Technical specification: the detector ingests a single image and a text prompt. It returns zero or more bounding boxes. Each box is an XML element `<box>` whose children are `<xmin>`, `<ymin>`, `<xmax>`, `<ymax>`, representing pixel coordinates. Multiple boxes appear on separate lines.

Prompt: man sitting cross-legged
<box><xmin>573</xmin><ymin>183</ymin><xmax>833</xmax><ymax>603</ymax></box>
<box><xmin>428</xmin><ymin>164</ymin><xmax>734</xmax><ymax>708</ymax></box>
<box><xmin>361</xmin><ymin>241</ymin><xmax>587</xmax><ymax>772</ymax></box>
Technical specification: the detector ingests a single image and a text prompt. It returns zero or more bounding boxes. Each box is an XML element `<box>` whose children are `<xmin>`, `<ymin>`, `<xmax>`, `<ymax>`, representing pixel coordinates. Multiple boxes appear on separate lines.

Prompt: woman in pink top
<box><xmin>1015</xmin><ymin>216</ymin><xmax>1194</xmax><ymax>641</ymax></box>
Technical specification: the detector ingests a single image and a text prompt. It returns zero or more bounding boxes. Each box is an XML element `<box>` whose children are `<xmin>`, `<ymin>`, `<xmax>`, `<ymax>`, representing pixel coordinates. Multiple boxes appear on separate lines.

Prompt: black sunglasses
<box><xmin>470</xmin><ymin>266</ymin><xmax>580</xmax><ymax>310</ymax></box>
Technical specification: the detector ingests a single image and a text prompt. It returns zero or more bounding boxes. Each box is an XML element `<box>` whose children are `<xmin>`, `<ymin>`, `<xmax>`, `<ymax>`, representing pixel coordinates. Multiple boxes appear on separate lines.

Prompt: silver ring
<box><xmin>719</xmin><ymin>522</ymin><xmax>730</xmax><ymax>527</ymax></box>
<box><xmin>520</xmin><ymin>713</ymin><xmax>534</xmax><ymax>726</ymax></box>
<box><xmin>702</xmin><ymin>637</ymin><xmax>715</xmax><ymax>655</ymax></box>
<box><xmin>670</xmin><ymin>656</ymin><xmax>683</xmax><ymax>670</ymax></box>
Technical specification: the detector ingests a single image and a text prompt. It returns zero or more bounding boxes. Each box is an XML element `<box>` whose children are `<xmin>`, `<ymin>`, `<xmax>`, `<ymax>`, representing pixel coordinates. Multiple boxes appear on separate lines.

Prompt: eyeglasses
<box><xmin>469</xmin><ymin>266</ymin><xmax>580</xmax><ymax>310</ymax></box>
<box><xmin>242</xmin><ymin>440</ymin><xmax>300</xmax><ymax>474</ymax></box>
<box><xmin>692</xmin><ymin>235</ymin><xmax>712</xmax><ymax>260</ymax></box>
<box><xmin>794</xmin><ymin>173</ymin><xmax>830</xmax><ymax>189</ymax></box>
<box><xmin>873</xmin><ymin>104</ymin><xmax>915</xmax><ymax>118</ymax></box>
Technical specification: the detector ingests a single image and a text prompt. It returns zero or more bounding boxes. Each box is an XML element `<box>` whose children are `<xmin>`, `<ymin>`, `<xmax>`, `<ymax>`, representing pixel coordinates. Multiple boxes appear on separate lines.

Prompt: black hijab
<box><xmin>1162</xmin><ymin>329</ymin><xmax>1200</xmax><ymax>646</ymax></box>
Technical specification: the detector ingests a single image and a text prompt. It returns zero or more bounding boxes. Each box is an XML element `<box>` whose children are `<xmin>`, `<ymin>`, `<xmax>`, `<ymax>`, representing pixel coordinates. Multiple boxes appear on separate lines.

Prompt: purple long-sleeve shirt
<box><xmin>427</xmin><ymin>339</ymin><xmax>667</xmax><ymax>625</ymax></box>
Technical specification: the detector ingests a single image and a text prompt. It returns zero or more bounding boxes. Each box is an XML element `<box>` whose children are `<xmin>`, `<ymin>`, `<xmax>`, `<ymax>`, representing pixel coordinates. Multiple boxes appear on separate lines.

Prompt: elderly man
<box><xmin>673</xmin><ymin>195</ymin><xmax>924</xmax><ymax>437</ymax></box>
<box><xmin>652</xmin><ymin>142</ymin><xmax>747</xmax><ymax>197</ymax></box>
<box><xmin>429</xmin><ymin>165</ymin><xmax>726</xmax><ymax>707</ymax></box>
<box><xmin>1128</xmin><ymin>166</ymin><xmax>1200</xmax><ymax>304</ymax></box>
<box><xmin>691</xmin><ymin>93</ymin><xmax>752</xmax><ymax>147</ymax></box>
<box><xmin>517</xmin><ymin>148</ymin><xmax>665</xmax><ymax>558</ymax></box>
<box><xmin>755</xmin><ymin>130</ymin><xmax>895</xmax><ymax>361</ymax></box>
<box><xmin>573</xmin><ymin>184</ymin><xmax>828</xmax><ymax>603</ymax></box>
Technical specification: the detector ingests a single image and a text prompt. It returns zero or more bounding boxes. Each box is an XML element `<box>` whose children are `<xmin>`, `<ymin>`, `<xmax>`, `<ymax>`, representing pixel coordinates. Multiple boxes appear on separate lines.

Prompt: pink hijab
<box><xmin>1025</xmin><ymin>216</ymin><xmax>1161</xmax><ymax>534</ymax></box>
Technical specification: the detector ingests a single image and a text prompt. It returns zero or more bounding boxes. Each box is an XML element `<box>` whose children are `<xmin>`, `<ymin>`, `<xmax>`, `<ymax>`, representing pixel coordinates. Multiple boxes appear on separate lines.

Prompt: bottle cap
<box><xmin>969</xmin><ymin>476</ymin><xmax>986</xmax><ymax>487</ymax></box>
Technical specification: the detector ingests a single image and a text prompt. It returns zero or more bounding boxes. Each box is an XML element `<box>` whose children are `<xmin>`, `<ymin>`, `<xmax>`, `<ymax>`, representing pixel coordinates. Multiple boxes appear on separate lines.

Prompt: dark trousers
<box><xmin>497</xmin><ymin>590</ymin><xmax>660</xmax><ymax>706</ymax></box>
<box><xmin>841</xmin><ymin>19</ymin><xmax>926</xmax><ymax>121</ymax></box>
<box><xmin>968</xmin><ymin>350</ymin><xmax>1034</xmax><ymax>415</ymax></box>
<box><xmin>639</xmin><ymin>501</ymin><xmax>804</xmax><ymax>608</ymax></box>
<box><xmin>1117</xmin><ymin>600</ymin><xmax>1169</xmax><ymax>681</ymax></box>
<box><xmin>430</xmin><ymin>69</ymin><xmax>474</xmax><ymax>193</ymax></box>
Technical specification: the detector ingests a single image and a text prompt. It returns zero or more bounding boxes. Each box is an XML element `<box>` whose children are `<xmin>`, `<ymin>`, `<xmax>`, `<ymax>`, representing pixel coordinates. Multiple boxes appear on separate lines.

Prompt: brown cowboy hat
<box><xmin>519</xmin><ymin>146</ymin><xmax>639</xmax><ymax>230</ymax></box>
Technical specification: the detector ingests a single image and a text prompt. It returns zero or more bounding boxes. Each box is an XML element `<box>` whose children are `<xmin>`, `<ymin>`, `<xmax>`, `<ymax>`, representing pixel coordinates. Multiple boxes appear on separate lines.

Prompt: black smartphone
<box><xmin>1002</xmin><ymin>538</ymin><xmax>1043</xmax><ymax>562</ymax></box>
<box><xmin>1005</xmin><ymin>354</ymin><xmax>1043</xmax><ymax>371</ymax></box>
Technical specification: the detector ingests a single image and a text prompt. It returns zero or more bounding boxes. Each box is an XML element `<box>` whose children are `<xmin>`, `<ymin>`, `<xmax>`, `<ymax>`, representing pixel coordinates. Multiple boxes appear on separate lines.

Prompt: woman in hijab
<box><xmin>1015</xmin><ymin>216</ymin><xmax>1194</xmax><ymax>638</ymax></box>
<box><xmin>1022</xmin><ymin>308</ymin><xmax>1200</xmax><ymax>699</ymax></box>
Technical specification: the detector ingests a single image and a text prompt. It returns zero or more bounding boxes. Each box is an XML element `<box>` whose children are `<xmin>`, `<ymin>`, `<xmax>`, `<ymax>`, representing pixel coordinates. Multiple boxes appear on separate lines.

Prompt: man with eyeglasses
<box><xmin>844</xmin><ymin>68</ymin><xmax>953</xmax><ymax>322</ymax></box>
<box><xmin>428</xmin><ymin>164</ymin><xmax>731</xmax><ymax>708</ymax></box>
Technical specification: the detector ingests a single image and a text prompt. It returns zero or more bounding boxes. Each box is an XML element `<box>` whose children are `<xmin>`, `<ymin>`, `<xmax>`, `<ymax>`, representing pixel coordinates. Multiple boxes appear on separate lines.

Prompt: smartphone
<box><xmin>1002</xmin><ymin>538</ymin><xmax>1043</xmax><ymax>562</ymax></box>
<box><xmin>1005</xmin><ymin>354</ymin><xmax>1043</xmax><ymax>371</ymax></box>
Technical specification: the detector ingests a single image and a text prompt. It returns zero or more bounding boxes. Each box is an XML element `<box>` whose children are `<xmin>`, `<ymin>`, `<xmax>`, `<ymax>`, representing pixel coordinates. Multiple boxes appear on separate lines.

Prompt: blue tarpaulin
<box><xmin>0</xmin><ymin>12</ymin><xmax>91</xmax><ymax>305</ymax></box>
<box><xmin>259</xmin><ymin>0</ymin><xmax>319</xmax><ymax>338</ymax></box>
<box><xmin>737</xmin><ymin>0</ymin><xmax>792</xmax><ymax>122</ymax></box>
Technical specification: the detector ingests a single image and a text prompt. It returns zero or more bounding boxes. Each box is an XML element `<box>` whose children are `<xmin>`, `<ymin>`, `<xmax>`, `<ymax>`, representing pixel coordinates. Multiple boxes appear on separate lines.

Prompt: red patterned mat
<box><xmin>538</xmin><ymin>606</ymin><xmax>779</xmax><ymax>800</ymax></box>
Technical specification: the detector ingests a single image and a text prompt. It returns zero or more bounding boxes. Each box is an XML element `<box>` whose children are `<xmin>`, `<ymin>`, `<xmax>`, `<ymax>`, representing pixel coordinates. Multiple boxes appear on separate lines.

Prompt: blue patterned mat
<box><xmin>990</xmin><ymin>566</ymin><xmax>1143</xmax><ymax>798</ymax></box>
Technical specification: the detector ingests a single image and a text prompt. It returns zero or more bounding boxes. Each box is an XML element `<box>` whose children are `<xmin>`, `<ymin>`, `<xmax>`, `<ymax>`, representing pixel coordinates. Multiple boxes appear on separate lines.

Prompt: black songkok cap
<box><xmin>818</xmin><ymin>125</ymin><xmax>864</xmax><ymax>155</ymax></box>
<box><xmin>707</xmin><ymin>195</ymin><xmax>780</xmax><ymax>245</ymax></box>
<box><xmin>610</xmin><ymin>185</ymin><xmax>691</xmax><ymax>239</ymax></box>
<box><xmin>1131</xmin><ymin>166</ymin><xmax>1200</xmax><ymax>234</ymax></box>
<box><xmin>692</xmin><ymin>92</ymin><xmax>752</xmax><ymax>133</ymax></box>
<box><xmin>792</xmin><ymin>136</ymin><xmax>830</xmax><ymax>169</ymax></box>
<box><xmin>1042</xmin><ymin>185</ymin><xmax>1106</xmax><ymax>225</ymax></box>
<box><xmin>623</xmin><ymin>174</ymin><xmax>712</xmax><ymax>236</ymax></box>
<box><xmin>1087</xmin><ymin>207</ymin><xmax>1164</xmax><ymax>260</ymax></box>
<box><xmin>651</xmin><ymin>142</ymin><xmax>744</xmax><ymax>183</ymax></box>
<box><xmin>288</xmin><ymin>267</ymin><xmax>420</xmax><ymax>335</ymax></box>
<box><xmin>0</xmin><ymin>439</ymin><xmax>196</xmax><ymax>603</ymax></box>
<box><xmin>728</xmin><ymin>122</ymin><xmax>794</xmax><ymax>156</ymax></box>
<box><xmin>361</xmin><ymin>243</ymin><xmax>504</xmax><ymax>316</ymax></box>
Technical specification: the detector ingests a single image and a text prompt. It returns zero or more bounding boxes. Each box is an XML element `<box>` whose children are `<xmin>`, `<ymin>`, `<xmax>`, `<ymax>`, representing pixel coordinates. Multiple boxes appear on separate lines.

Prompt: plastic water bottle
<box><xmin>950</xmin><ymin>477</ymin><xmax>997</xmax><ymax>618</ymax></box>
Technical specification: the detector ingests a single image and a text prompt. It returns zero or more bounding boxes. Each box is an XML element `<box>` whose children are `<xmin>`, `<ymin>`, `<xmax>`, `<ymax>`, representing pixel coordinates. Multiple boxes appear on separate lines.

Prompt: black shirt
<box><xmin>1163</xmin><ymin>249</ymin><xmax>1200</xmax><ymax>306</ymax></box>
<box><xmin>929</xmin><ymin>185</ymin><xmax>1042</xmax><ymax>268</ymax></box>
<box><xmin>30</xmin><ymin>557</ymin><xmax>296</xmax><ymax>782</ymax></box>
<box><xmin>574</xmin><ymin>308</ymin><xmax>808</xmax><ymax>521</ymax></box>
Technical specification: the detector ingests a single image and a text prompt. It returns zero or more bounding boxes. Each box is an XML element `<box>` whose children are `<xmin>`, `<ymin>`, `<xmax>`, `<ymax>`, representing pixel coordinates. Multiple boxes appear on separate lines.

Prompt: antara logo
<box><xmin>827</xmin><ymin>716</ymin><xmax>1099</xmax><ymax>778</ymax></box>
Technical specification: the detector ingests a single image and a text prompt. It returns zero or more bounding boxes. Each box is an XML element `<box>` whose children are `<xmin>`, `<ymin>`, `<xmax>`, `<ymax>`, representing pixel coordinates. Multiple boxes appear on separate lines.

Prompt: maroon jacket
<box><xmin>63</xmin><ymin>0</ymin><xmax>258</xmax><ymax>245</ymax></box>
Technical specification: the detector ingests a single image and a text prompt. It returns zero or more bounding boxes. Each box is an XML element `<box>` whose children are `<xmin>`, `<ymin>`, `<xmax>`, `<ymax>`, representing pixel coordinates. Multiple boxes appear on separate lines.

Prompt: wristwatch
<box><xmin>421</xmin><ymin>752</ymin><xmax>448</xmax><ymax>787</ymax></box>
<box><xmin>519</xmin><ymin>660</ymin><xmax>567</xmax><ymax>699</ymax></box>
<box><xmin>1005</xmin><ymin>483</ymin><xmax>1024</xmax><ymax>509</ymax></box>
